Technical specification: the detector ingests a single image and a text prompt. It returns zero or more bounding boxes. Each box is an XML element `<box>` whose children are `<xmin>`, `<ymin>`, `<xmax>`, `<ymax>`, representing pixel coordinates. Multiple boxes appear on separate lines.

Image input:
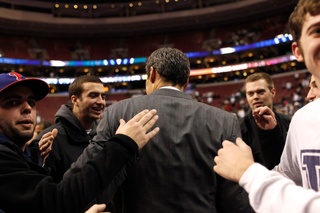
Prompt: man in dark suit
<box><xmin>75</xmin><ymin>47</ymin><xmax>251</xmax><ymax>212</ymax></box>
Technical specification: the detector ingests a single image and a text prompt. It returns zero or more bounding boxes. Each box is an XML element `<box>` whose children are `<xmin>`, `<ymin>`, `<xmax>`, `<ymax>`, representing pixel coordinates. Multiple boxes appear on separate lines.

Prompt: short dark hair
<box><xmin>145</xmin><ymin>47</ymin><xmax>190</xmax><ymax>87</ymax></box>
<box><xmin>68</xmin><ymin>75</ymin><xmax>103</xmax><ymax>99</ymax></box>
<box><xmin>243</xmin><ymin>72</ymin><xmax>274</xmax><ymax>92</ymax></box>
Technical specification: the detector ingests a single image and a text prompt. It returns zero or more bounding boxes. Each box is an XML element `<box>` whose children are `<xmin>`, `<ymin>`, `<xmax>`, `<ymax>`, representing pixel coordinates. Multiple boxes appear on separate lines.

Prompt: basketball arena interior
<box><xmin>0</xmin><ymin>0</ymin><xmax>305</xmax><ymax>122</ymax></box>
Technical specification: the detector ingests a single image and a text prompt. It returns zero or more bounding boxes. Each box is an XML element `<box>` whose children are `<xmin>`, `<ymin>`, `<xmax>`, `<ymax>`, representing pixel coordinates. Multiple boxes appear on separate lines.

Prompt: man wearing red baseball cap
<box><xmin>0</xmin><ymin>71</ymin><xmax>55</xmax><ymax>166</ymax></box>
<box><xmin>0</xmin><ymin>72</ymin><xmax>160</xmax><ymax>213</ymax></box>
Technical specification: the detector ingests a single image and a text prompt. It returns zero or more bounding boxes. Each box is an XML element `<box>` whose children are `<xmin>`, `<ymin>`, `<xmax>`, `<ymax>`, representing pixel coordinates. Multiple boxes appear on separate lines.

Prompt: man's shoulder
<box><xmin>207</xmin><ymin>106</ymin><xmax>240</xmax><ymax>123</ymax></box>
<box><xmin>0</xmin><ymin>142</ymin><xmax>14</xmax><ymax>152</ymax></box>
<box><xmin>0</xmin><ymin>142</ymin><xmax>21</xmax><ymax>160</ymax></box>
<box><xmin>297</xmin><ymin>99</ymin><xmax>320</xmax><ymax>114</ymax></box>
<box><xmin>239</xmin><ymin>112</ymin><xmax>252</xmax><ymax>123</ymax></box>
<box><xmin>111</xmin><ymin>95</ymin><xmax>143</xmax><ymax>105</ymax></box>
<box><xmin>105</xmin><ymin>97</ymin><xmax>138</xmax><ymax>113</ymax></box>
<box><xmin>291</xmin><ymin>99</ymin><xmax>320</xmax><ymax>124</ymax></box>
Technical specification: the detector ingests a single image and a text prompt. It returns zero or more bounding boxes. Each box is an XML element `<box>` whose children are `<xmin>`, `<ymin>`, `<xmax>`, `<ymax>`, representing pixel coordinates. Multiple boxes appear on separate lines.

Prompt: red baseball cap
<box><xmin>0</xmin><ymin>72</ymin><xmax>49</xmax><ymax>101</ymax></box>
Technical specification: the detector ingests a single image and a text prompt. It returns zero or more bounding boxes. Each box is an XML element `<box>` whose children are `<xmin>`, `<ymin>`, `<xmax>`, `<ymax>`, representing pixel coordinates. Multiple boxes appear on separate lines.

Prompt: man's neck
<box><xmin>75</xmin><ymin>114</ymin><xmax>94</xmax><ymax>130</ymax></box>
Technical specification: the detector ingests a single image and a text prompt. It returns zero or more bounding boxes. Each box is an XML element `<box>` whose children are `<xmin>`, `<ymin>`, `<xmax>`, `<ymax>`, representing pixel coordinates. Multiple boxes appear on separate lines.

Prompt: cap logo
<box><xmin>9</xmin><ymin>72</ymin><xmax>23</xmax><ymax>80</ymax></box>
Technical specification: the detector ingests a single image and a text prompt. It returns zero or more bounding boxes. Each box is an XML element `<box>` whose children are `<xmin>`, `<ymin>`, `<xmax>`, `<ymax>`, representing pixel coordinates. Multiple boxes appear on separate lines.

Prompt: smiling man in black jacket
<box><xmin>33</xmin><ymin>75</ymin><xmax>107</xmax><ymax>182</ymax></box>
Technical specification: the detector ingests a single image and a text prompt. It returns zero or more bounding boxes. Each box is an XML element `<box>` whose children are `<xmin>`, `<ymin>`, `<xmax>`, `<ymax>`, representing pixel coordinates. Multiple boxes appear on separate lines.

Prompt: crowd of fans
<box><xmin>191</xmin><ymin>70</ymin><xmax>311</xmax><ymax>118</ymax></box>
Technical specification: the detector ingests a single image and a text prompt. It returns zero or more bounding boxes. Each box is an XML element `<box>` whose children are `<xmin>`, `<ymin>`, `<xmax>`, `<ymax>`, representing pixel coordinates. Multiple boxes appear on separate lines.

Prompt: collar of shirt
<box><xmin>159</xmin><ymin>86</ymin><xmax>180</xmax><ymax>91</ymax></box>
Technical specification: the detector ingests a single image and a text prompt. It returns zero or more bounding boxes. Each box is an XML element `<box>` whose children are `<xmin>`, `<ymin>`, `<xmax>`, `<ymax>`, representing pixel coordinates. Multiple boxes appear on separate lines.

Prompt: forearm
<box><xmin>240</xmin><ymin>163</ymin><xmax>320</xmax><ymax>213</ymax></box>
<box><xmin>0</xmin><ymin>135</ymin><xmax>138</xmax><ymax>213</ymax></box>
<box><xmin>63</xmin><ymin>142</ymin><xmax>104</xmax><ymax>178</ymax></box>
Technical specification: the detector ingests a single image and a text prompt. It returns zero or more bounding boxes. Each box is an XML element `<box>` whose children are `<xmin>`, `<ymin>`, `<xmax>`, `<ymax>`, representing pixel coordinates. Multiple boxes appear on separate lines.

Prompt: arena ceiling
<box><xmin>0</xmin><ymin>0</ymin><xmax>298</xmax><ymax>37</ymax></box>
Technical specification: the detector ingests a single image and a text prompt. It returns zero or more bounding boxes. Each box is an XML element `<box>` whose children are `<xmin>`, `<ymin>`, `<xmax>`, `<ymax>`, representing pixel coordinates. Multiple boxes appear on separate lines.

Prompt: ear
<box><xmin>271</xmin><ymin>88</ymin><xmax>276</xmax><ymax>98</ymax></box>
<box><xmin>149</xmin><ymin>66</ymin><xmax>156</xmax><ymax>83</ymax></box>
<box><xmin>70</xmin><ymin>95</ymin><xmax>78</xmax><ymax>105</ymax></box>
<box><xmin>292</xmin><ymin>41</ymin><xmax>304</xmax><ymax>62</ymax></box>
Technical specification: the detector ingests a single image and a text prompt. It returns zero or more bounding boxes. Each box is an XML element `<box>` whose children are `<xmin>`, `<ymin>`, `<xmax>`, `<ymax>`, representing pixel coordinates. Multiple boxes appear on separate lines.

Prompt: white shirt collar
<box><xmin>159</xmin><ymin>86</ymin><xmax>180</xmax><ymax>91</ymax></box>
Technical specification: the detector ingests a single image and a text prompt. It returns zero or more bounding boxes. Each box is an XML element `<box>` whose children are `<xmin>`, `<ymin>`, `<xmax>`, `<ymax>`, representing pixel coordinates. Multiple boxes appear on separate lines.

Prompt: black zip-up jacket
<box><xmin>33</xmin><ymin>104</ymin><xmax>99</xmax><ymax>182</ymax></box>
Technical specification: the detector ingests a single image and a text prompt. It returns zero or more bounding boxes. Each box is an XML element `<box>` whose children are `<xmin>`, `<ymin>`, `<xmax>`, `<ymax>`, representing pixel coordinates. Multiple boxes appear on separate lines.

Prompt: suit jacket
<box><xmin>91</xmin><ymin>88</ymin><xmax>252</xmax><ymax>213</ymax></box>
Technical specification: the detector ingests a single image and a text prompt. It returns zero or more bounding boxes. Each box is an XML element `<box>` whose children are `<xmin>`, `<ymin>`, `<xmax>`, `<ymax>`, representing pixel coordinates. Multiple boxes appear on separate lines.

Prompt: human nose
<box><xmin>21</xmin><ymin>101</ymin><xmax>32</xmax><ymax>114</ymax></box>
<box><xmin>252</xmin><ymin>92</ymin><xmax>259</xmax><ymax>99</ymax></box>
<box><xmin>96</xmin><ymin>95</ymin><xmax>106</xmax><ymax>105</ymax></box>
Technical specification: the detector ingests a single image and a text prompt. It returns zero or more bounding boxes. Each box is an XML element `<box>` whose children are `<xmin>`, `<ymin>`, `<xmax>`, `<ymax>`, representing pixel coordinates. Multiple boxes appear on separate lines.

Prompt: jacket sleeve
<box><xmin>216</xmin><ymin>115</ymin><xmax>254</xmax><ymax>213</ymax></box>
<box><xmin>63</xmin><ymin>141</ymin><xmax>104</xmax><ymax>178</ymax></box>
<box><xmin>63</xmin><ymin>109</ymin><xmax>115</xmax><ymax>180</ymax></box>
<box><xmin>0</xmin><ymin>134</ymin><xmax>138</xmax><ymax>213</ymax></box>
<box><xmin>241</xmin><ymin>163</ymin><xmax>320</xmax><ymax>213</ymax></box>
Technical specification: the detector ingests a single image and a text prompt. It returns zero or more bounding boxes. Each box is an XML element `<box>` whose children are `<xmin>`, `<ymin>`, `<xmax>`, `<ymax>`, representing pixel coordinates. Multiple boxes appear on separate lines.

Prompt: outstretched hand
<box><xmin>115</xmin><ymin>109</ymin><xmax>160</xmax><ymax>150</ymax></box>
<box><xmin>252</xmin><ymin>106</ymin><xmax>277</xmax><ymax>130</ymax></box>
<box><xmin>39</xmin><ymin>128</ymin><xmax>58</xmax><ymax>164</ymax></box>
<box><xmin>213</xmin><ymin>138</ymin><xmax>254</xmax><ymax>182</ymax></box>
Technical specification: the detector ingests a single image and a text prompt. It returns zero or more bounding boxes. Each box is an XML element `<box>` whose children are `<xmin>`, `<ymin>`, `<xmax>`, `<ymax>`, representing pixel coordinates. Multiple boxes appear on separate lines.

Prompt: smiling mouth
<box><xmin>92</xmin><ymin>107</ymin><xmax>103</xmax><ymax>113</ymax></box>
